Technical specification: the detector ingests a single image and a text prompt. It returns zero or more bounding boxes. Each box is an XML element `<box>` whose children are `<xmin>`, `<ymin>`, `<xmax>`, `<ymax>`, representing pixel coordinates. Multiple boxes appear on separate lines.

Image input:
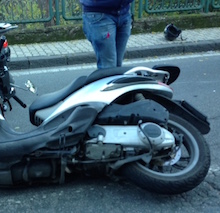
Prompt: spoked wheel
<box><xmin>122</xmin><ymin>113</ymin><xmax>211</xmax><ymax>194</ymax></box>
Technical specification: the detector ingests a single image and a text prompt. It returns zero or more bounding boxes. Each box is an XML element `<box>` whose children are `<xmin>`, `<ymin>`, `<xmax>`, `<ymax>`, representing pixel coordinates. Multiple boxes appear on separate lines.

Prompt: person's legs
<box><xmin>116</xmin><ymin>13</ymin><xmax>132</xmax><ymax>67</ymax></box>
<box><xmin>82</xmin><ymin>12</ymin><xmax>117</xmax><ymax>69</ymax></box>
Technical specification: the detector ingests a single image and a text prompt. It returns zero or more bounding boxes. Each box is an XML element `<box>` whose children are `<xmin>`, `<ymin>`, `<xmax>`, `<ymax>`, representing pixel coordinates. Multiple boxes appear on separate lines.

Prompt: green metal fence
<box><xmin>61</xmin><ymin>0</ymin><xmax>82</xmax><ymax>22</ymax></box>
<box><xmin>0</xmin><ymin>0</ymin><xmax>220</xmax><ymax>25</ymax></box>
<box><xmin>211</xmin><ymin>0</ymin><xmax>220</xmax><ymax>8</ymax></box>
<box><xmin>145</xmin><ymin>0</ymin><xmax>205</xmax><ymax>13</ymax></box>
<box><xmin>0</xmin><ymin>0</ymin><xmax>54</xmax><ymax>23</ymax></box>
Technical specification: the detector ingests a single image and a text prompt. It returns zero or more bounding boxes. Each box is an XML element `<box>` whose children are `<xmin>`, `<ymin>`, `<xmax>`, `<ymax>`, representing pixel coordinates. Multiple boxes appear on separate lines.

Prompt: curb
<box><xmin>9</xmin><ymin>39</ymin><xmax>220</xmax><ymax>71</ymax></box>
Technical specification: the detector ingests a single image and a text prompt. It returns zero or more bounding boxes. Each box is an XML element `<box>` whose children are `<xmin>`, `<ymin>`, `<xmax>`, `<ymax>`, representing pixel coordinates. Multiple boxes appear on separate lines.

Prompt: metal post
<box><xmin>138</xmin><ymin>0</ymin><xmax>143</xmax><ymax>18</ymax></box>
<box><xmin>131</xmin><ymin>1</ymin><xmax>135</xmax><ymax>15</ymax></box>
<box><xmin>204</xmin><ymin>0</ymin><xmax>210</xmax><ymax>12</ymax></box>
<box><xmin>54</xmin><ymin>0</ymin><xmax>60</xmax><ymax>25</ymax></box>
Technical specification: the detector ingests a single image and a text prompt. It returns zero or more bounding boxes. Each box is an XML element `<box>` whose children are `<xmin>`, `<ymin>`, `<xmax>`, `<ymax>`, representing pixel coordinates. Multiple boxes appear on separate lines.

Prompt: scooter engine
<box><xmin>138</xmin><ymin>122</ymin><xmax>175</xmax><ymax>150</ymax></box>
<box><xmin>85</xmin><ymin>123</ymin><xmax>175</xmax><ymax>162</ymax></box>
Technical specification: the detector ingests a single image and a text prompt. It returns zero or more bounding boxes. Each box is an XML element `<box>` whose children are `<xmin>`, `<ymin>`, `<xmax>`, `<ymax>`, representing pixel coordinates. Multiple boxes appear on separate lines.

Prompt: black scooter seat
<box><xmin>29</xmin><ymin>76</ymin><xmax>87</xmax><ymax>124</ymax></box>
<box><xmin>29</xmin><ymin>67</ymin><xmax>134</xmax><ymax>125</ymax></box>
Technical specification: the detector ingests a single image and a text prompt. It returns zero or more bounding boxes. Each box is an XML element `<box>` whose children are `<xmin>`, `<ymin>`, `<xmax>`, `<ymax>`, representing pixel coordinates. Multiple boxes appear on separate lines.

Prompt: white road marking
<box><xmin>11</xmin><ymin>51</ymin><xmax>220</xmax><ymax>76</ymax></box>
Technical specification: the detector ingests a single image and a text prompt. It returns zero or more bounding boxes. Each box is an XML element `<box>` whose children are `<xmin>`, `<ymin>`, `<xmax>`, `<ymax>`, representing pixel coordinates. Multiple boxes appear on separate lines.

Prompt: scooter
<box><xmin>0</xmin><ymin>23</ymin><xmax>210</xmax><ymax>194</ymax></box>
<box><xmin>0</xmin><ymin>23</ymin><xmax>15</xmax><ymax>62</ymax></box>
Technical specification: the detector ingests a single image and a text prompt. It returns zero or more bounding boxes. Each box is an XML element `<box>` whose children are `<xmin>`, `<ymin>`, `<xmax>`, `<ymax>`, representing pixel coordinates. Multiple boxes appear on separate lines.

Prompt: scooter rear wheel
<box><xmin>122</xmin><ymin>113</ymin><xmax>211</xmax><ymax>194</ymax></box>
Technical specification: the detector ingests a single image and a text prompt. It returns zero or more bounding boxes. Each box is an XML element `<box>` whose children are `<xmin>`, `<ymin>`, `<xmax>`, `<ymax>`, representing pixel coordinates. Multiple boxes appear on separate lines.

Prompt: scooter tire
<box><xmin>122</xmin><ymin>113</ymin><xmax>211</xmax><ymax>194</ymax></box>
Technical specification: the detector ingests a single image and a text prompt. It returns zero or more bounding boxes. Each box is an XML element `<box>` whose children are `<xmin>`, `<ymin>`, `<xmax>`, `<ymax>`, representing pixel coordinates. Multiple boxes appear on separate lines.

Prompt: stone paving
<box><xmin>8</xmin><ymin>27</ymin><xmax>220</xmax><ymax>69</ymax></box>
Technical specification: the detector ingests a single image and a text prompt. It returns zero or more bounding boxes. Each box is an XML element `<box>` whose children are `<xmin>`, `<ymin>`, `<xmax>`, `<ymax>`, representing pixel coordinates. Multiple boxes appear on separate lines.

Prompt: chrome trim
<box><xmin>124</xmin><ymin>66</ymin><xmax>170</xmax><ymax>83</ymax></box>
<box><xmin>0</xmin><ymin>113</ymin><xmax>5</xmax><ymax>120</ymax></box>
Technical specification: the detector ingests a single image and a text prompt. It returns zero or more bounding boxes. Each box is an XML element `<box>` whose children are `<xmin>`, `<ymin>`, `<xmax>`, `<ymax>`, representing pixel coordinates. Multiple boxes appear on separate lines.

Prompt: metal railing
<box><xmin>211</xmin><ymin>0</ymin><xmax>220</xmax><ymax>8</ymax></box>
<box><xmin>0</xmin><ymin>0</ymin><xmax>54</xmax><ymax>23</ymax></box>
<box><xmin>0</xmin><ymin>0</ymin><xmax>220</xmax><ymax>25</ymax></box>
<box><xmin>145</xmin><ymin>0</ymin><xmax>206</xmax><ymax>13</ymax></box>
<box><xmin>61</xmin><ymin>0</ymin><xmax>82</xmax><ymax>22</ymax></box>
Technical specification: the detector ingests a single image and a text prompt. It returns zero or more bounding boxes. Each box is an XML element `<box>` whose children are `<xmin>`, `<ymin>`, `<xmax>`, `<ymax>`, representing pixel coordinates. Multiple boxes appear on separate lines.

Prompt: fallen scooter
<box><xmin>0</xmin><ymin>23</ymin><xmax>210</xmax><ymax>194</ymax></box>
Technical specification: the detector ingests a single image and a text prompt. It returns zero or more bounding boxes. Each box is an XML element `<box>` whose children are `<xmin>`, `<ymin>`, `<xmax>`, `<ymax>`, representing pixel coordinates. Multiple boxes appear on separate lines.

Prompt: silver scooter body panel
<box><xmin>43</xmin><ymin>74</ymin><xmax>173</xmax><ymax>125</ymax></box>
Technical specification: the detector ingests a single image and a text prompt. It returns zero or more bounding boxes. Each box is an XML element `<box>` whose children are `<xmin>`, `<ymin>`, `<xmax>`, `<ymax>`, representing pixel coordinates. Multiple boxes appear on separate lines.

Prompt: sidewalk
<box><xmin>9</xmin><ymin>27</ymin><xmax>220</xmax><ymax>70</ymax></box>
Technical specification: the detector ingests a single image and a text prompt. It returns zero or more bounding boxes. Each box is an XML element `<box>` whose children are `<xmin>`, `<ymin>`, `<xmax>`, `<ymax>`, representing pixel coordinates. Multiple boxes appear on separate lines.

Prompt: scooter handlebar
<box><xmin>13</xmin><ymin>95</ymin><xmax>27</xmax><ymax>108</ymax></box>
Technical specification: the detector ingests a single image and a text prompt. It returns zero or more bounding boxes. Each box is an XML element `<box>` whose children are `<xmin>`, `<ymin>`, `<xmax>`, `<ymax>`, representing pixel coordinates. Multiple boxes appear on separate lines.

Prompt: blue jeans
<box><xmin>82</xmin><ymin>12</ymin><xmax>132</xmax><ymax>69</ymax></box>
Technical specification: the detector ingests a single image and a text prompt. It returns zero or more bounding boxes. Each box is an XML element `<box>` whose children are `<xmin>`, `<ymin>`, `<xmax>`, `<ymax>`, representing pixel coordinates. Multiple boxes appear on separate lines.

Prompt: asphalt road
<box><xmin>1</xmin><ymin>52</ymin><xmax>220</xmax><ymax>213</ymax></box>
